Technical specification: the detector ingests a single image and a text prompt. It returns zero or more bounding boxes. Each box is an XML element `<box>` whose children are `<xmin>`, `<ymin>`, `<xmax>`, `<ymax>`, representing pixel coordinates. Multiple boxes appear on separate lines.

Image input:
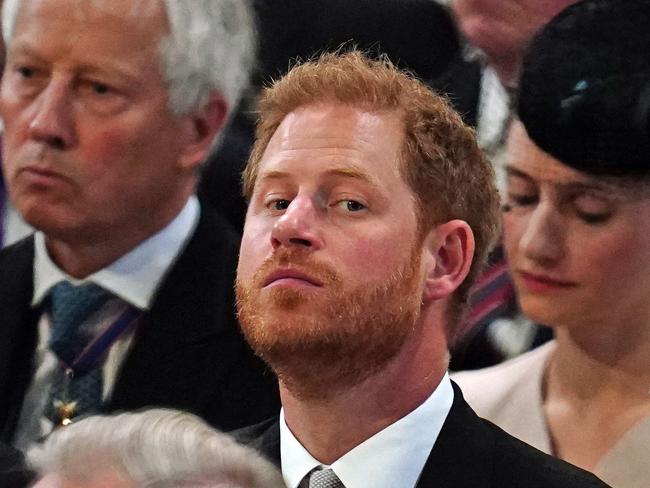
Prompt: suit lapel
<box><xmin>416</xmin><ymin>382</ymin><xmax>494</xmax><ymax>488</ymax></box>
<box><xmin>250</xmin><ymin>418</ymin><xmax>282</xmax><ymax>467</ymax></box>
<box><xmin>109</xmin><ymin>207</ymin><xmax>242</xmax><ymax>414</ymax></box>
<box><xmin>0</xmin><ymin>238</ymin><xmax>40</xmax><ymax>442</ymax></box>
<box><xmin>242</xmin><ymin>386</ymin><xmax>495</xmax><ymax>486</ymax></box>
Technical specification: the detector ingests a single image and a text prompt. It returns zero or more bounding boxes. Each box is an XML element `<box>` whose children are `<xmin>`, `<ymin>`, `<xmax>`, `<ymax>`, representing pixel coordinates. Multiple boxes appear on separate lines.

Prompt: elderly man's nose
<box><xmin>28</xmin><ymin>80</ymin><xmax>76</xmax><ymax>150</ymax></box>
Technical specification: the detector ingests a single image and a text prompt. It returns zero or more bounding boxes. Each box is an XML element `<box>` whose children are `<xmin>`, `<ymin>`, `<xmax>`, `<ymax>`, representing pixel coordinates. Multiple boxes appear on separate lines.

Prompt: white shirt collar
<box><xmin>280</xmin><ymin>373</ymin><xmax>454</xmax><ymax>488</ymax></box>
<box><xmin>32</xmin><ymin>196</ymin><xmax>200</xmax><ymax>310</ymax></box>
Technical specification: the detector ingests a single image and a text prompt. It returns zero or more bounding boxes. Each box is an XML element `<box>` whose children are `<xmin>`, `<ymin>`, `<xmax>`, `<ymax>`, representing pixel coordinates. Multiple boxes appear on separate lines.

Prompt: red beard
<box><xmin>236</xmin><ymin>247</ymin><xmax>423</xmax><ymax>400</ymax></box>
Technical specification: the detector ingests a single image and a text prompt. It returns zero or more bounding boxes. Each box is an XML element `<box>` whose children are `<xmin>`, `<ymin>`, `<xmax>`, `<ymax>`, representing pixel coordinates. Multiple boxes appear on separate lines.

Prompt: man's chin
<box><xmin>255</xmin><ymin>338</ymin><xmax>389</xmax><ymax>402</ymax></box>
<box><xmin>241</xmin><ymin>313</ymin><xmax>411</xmax><ymax>401</ymax></box>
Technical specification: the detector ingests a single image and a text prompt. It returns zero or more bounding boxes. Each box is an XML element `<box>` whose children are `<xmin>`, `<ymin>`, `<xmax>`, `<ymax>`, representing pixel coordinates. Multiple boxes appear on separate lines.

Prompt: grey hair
<box><xmin>2</xmin><ymin>0</ymin><xmax>256</xmax><ymax>116</ymax></box>
<box><xmin>28</xmin><ymin>409</ymin><xmax>286</xmax><ymax>488</ymax></box>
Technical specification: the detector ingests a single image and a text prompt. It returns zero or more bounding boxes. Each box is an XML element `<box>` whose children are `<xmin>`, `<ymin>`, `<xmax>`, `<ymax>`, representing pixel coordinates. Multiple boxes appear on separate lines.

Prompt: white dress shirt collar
<box><xmin>280</xmin><ymin>373</ymin><xmax>454</xmax><ymax>488</ymax></box>
<box><xmin>32</xmin><ymin>195</ymin><xmax>200</xmax><ymax>310</ymax></box>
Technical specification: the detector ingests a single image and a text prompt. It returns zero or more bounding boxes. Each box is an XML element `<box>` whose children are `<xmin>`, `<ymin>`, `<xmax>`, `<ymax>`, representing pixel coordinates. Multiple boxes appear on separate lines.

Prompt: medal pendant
<box><xmin>52</xmin><ymin>399</ymin><xmax>78</xmax><ymax>427</ymax></box>
<box><xmin>53</xmin><ymin>368</ymin><xmax>78</xmax><ymax>427</ymax></box>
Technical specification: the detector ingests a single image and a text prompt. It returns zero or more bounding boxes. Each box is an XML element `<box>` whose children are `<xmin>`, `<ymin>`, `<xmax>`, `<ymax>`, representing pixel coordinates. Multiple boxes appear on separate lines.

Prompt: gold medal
<box><xmin>53</xmin><ymin>399</ymin><xmax>78</xmax><ymax>427</ymax></box>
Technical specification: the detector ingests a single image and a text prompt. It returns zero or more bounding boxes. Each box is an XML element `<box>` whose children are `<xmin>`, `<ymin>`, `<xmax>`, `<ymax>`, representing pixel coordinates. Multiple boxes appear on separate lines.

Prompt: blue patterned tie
<box><xmin>46</xmin><ymin>282</ymin><xmax>112</xmax><ymax>425</ymax></box>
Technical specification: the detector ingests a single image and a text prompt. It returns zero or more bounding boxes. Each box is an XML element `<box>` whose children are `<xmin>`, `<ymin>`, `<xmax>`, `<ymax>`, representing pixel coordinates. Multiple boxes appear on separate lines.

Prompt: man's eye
<box><xmin>337</xmin><ymin>200</ymin><xmax>366</xmax><ymax>212</ymax></box>
<box><xmin>92</xmin><ymin>83</ymin><xmax>110</xmax><ymax>95</ymax></box>
<box><xmin>269</xmin><ymin>199</ymin><xmax>290</xmax><ymax>211</ymax></box>
<box><xmin>16</xmin><ymin>66</ymin><xmax>34</xmax><ymax>78</ymax></box>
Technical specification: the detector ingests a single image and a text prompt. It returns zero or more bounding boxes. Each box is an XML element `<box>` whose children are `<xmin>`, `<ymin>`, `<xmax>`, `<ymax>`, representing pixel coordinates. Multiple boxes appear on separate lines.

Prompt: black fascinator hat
<box><xmin>517</xmin><ymin>0</ymin><xmax>650</xmax><ymax>177</ymax></box>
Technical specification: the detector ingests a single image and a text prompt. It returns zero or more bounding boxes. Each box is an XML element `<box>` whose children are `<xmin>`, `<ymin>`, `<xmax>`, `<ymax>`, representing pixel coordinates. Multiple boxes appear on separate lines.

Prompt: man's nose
<box><xmin>28</xmin><ymin>78</ymin><xmax>76</xmax><ymax>150</ymax></box>
<box><xmin>519</xmin><ymin>203</ymin><xmax>566</xmax><ymax>266</ymax></box>
<box><xmin>270</xmin><ymin>196</ymin><xmax>324</xmax><ymax>251</ymax></box>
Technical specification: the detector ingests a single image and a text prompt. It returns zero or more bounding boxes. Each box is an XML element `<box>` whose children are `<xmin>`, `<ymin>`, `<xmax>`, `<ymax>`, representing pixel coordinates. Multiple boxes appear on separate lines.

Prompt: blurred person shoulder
<box><xmin>452</xmin><ymin>342</ymin><xmax>555</xmax><ymax>452</ymax></box>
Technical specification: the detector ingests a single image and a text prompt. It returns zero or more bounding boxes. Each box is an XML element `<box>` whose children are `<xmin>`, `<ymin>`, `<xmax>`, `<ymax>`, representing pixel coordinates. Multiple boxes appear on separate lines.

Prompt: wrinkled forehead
<box><xmin>4</xmin><ymin>0</ymin><xmax>166</xmax><ymax>42</ymax></box>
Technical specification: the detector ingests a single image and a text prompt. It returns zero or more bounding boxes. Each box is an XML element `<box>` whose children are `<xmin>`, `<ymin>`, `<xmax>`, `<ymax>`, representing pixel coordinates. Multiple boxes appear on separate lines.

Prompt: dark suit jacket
<box><xmin>0</xmin><ymin>205</ymin><xmax>280</xmax><ymax>443</ymax></box>
<box><xmin>235</xmin><ymin>383</ymin><xmax>610</xmax><ymax>488</ymax></box>
<box><xmin>0</xmin><ymin>441</ymin><xmax>32</xmax><ymax>487</ymax></box>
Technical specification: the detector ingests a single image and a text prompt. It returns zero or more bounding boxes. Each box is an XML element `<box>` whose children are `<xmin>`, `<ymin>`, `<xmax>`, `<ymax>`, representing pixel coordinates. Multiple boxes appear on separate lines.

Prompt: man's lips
<box><xmin>516</xmin><ymin>270</ymin><xmax>578</xmax><ymax>292</ymax></box>
<box><xmin>18</xmin><ymin>165</ymin><xmax>69</xmax><ymax>183</ymax></box>
<box><xmin>263</xmin><ymin>268</ymin><xmax>323</xmax><ymax>288</ymax></box>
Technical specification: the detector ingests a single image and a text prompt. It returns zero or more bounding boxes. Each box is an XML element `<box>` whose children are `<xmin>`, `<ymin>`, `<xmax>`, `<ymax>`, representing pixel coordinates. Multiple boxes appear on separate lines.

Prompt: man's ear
<box><xmin>177</xmin><ymin>93</ymin><xmax>229</xmax><ymax>171</ymax></box>
<box><xmin>422</xmin><ymin>220</ymin><xmax>475</xmax><ymax>302</ymax></box>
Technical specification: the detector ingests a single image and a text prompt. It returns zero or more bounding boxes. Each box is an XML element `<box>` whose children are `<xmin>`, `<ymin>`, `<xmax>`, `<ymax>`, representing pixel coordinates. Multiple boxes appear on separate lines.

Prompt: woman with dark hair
<box><xmin>454</xmin><ymin>1</ymin><xmax>650</xmax><ymax>487</ymax></box>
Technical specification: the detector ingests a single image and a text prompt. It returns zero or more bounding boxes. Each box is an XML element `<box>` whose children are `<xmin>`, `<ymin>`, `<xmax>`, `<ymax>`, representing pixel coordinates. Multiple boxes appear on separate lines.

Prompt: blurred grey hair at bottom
<box><xmin>1</xmin><ymin>0</ymin><xmax>257</xmax><ymax>117</ymax></box>
<box><xmin>28</xmin><ymin>409</ymin><xmax>285</xmax><ymax>488</ymax></box>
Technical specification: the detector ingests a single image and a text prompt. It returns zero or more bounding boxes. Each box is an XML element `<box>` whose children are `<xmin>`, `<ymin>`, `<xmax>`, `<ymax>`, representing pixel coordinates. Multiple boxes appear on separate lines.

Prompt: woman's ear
<box><xmin>177</xmin><ymin>93</ymin><xmax>229</xmax><ymax>171</ymax></box>
<box><xmin>421</xmin><ymin>219</ymin><xmax>475</xmax><ymax>302</ymax></box>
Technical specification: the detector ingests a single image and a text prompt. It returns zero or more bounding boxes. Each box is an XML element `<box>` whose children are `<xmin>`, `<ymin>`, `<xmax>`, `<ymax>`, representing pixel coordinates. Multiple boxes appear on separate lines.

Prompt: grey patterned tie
<box><xmin>305</xmin><ymin>468</ymin><xmax>344</xmax><ymax>488</ymax></box>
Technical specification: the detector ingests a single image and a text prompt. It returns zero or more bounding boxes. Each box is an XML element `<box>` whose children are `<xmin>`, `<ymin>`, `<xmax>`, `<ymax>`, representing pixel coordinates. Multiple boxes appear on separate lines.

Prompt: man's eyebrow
<box><xmin>7</xmin><ymin>45</ymin><xmax>47</xmax><ymax>64</ymax></box>
<box><xmin>8</xmin><ymin>43</ymin><xmax>141</xmax><ymax>84</ymax></box>
<box><xmin>323</xmin><ymin>167</ymin><xmax>382</xmax><ymax>188</ymax></box>
<box><xmin>258</xmin><ymin>166</ymin><xmax>383</xmax><ymax>188</ymax></box>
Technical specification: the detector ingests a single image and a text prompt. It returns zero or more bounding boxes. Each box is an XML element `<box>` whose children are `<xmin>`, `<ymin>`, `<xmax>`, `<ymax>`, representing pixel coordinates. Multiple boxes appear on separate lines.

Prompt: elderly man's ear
<box><xmin>178</xmin><ymin>93</ymin><xmax>229</xmax><ymax>170</ymax></box>
<box><xmin>421</xmin><ymin>220</ymin><xmax>475</xmax><ymax>302</ymax></box>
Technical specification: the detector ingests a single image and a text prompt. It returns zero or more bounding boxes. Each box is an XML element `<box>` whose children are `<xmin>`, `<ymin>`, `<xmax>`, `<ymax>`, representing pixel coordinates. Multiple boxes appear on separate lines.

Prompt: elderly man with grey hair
<box><xmin>0</xmin><ymin>0</ymin><xmax>279</xmax><ymax>454</ymax></box>
<box><xmin>27</xmin><ymin>409</ymin><xmax>286</xmax><ymax>488</ymax></box>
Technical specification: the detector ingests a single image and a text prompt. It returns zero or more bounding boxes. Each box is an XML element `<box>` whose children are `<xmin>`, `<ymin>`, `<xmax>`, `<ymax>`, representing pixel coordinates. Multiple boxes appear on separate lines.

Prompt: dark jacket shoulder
<box><xmin>233</xmin><ymin>384</ymin><xmax>610</xmax><ymax>488</ymax></box>
<box><xmin>422</xmin><ymin>382</ymin><xmax>610</xmax><ymax>488</ymax></box>
<box><xmin>486</xmin><ymin>420</ymin><xmax>609</xmax><ymax>487</ymax></box>
<box><xmin>232</xmin><ymin>416</ymin><xmax>281</xmax><ymax>466</ymax></box>
<box><xmin>0</xmin><ymin>441</ymin><xmax>33</xmax><ymax>488</ymax></box>
<box><xmin>0</xmin><ymin>236</ymin><xmax>39</xmax><ymax>443</ymax></box>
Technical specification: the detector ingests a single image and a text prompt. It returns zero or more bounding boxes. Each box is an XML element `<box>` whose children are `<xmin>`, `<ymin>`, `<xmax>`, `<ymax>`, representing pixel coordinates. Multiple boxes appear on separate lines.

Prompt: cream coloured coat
<box><xmin>453</xmin><ymin>342</ymin><xmax>650</xmax><ymax>488</ymax></box>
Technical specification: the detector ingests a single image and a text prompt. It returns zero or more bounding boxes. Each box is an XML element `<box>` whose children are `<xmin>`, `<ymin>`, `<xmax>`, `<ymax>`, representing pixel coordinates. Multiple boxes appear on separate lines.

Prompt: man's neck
<box><xmin>280</xmin><ymin>324</ymin><xmax>449</xmax><ymax>464</ymax></box>
<box><xmin>45</xmin><ymin>197</ymin><xmax>191</xmax><ymax>279</ymax></box>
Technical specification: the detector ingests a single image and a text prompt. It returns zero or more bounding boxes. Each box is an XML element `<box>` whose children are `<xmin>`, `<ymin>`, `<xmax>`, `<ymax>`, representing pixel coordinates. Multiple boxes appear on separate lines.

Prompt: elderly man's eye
<box><xmin>16</xmin><ymin>66</ymin><xmax>35</xmax><ymax>78</ymax></box>
<box><xmin>91</xmin><ymin>82</ymin><xmax>111</xmax><ymax>95</ymax></box>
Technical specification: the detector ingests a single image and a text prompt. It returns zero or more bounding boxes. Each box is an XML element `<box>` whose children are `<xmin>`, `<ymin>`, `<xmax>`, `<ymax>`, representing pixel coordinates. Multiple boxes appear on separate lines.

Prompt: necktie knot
<box><xmin>49</xmin><ymin>281</ymin><xmax>112</xmax><ymax>366</ymax></box>
<box><xmin>306</xmin><ymin>467</ymin><xmax>344</xmax><ymax>488</ymax></box>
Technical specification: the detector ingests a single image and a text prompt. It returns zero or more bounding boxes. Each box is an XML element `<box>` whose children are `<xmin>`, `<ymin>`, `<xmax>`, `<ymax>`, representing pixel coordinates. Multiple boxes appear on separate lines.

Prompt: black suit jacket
<box><xmin>0</xmin><ymin>205</ymin><xmax>280</xmax><ymax>443</ymax></box>
<box><xmin>235</xmin><ymin>383</ymin><xmax>610</xmax><ymax>488</ymax></box>
<box><xmin>0</xmin><ymin>441</ymin><xmax>32</xmax><ymax>487</ymax></box>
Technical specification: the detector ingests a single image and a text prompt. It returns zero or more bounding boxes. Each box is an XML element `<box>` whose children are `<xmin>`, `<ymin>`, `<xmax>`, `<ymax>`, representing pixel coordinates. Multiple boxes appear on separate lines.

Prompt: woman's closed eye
<box><xmin>573</xmin><ymin>195</ymin><xmax>614</xmax><ymax>225</ymax></box>
<box><xmin>504</xmin><ymin>192</ymin><xmax>538</xmax><ymax>210</ymax></box>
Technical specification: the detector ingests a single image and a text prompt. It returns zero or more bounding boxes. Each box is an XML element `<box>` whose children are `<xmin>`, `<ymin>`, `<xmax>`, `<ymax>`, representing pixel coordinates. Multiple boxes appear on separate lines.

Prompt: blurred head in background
<box><xmin>451</xmin><ymin>0</ymin><xmax>580</xmax><ymax>87</ymax></box>
<box><xmin>30</xmin><ymin>409</ymin><xmax>286</xmax><ymax>488</ymax></box>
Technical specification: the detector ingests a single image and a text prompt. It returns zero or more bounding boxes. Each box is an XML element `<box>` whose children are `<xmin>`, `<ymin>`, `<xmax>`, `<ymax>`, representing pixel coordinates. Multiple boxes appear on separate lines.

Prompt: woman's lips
<box><xmin>517</xmin><ymin>270</ymin><xmax>578</xmax><ymax>293</ymax></box>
